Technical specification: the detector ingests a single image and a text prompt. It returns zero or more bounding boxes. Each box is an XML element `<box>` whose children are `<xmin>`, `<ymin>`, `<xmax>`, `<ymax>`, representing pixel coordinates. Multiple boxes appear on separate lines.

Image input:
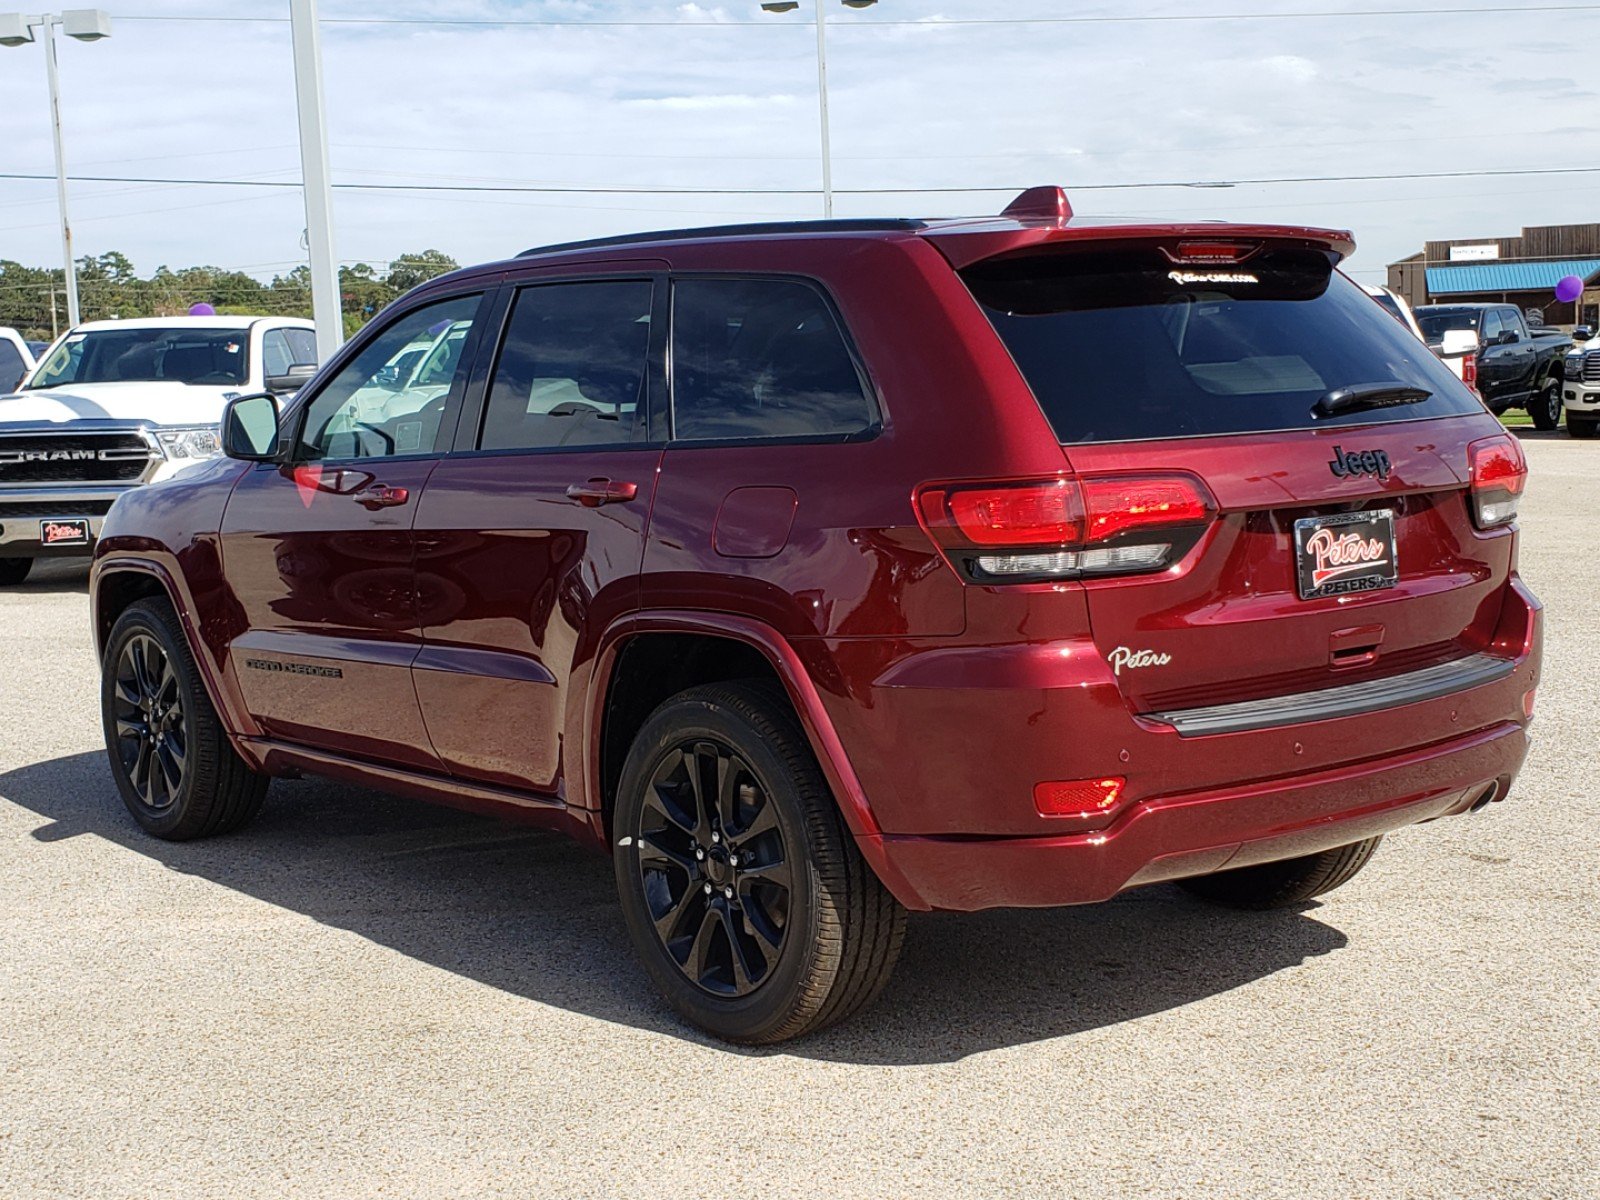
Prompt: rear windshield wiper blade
<box><xmin>1314</xmin><ymin>382</ymin><xmax>1432</xmax><ymax>419</ymax></box>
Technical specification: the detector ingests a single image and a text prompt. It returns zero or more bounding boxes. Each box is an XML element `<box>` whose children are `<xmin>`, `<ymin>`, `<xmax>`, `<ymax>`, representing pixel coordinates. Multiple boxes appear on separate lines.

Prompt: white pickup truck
<box><xmin>0</xmin><ymin>315</ymin><xmax>316</xmax><ymax>584</ymax></box>
<box><xmin>1562</xmin><ymin>327</ymin><xmax>1600</xmax><ymax>438</ymax></box>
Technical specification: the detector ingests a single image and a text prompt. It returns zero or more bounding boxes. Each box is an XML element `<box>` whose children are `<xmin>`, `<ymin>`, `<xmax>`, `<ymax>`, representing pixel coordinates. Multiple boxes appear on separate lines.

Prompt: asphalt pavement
<box><xmin>1</xmin><ymin>432</ymin><xmax>1595</xmax><ymax>1199</ymax></box>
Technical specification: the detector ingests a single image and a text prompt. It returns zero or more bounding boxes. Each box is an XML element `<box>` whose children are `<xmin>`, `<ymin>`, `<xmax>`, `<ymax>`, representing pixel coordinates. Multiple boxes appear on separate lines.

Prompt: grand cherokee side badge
<box><xmin>1328</xmin><ymin>445</ymin><xmax>1391</xmax><ymax>481</ymax></box>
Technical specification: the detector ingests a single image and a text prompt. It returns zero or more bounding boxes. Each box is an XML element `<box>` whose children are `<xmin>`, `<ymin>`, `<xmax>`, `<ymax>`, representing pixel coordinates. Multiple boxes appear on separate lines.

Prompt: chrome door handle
<box><xmin>356</xmin><ymin>484</ymin><xmax>410</xmax><ymax>510</ymax></box>
<box><xmin>566</xmin><ymin>479</ymin><xmax>639</xmax><ymax>507</ymax></box>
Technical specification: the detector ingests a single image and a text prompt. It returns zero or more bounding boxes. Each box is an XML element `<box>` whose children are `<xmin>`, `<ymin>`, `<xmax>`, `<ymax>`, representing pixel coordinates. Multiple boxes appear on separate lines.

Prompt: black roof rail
<box><xmin>516</xmin><ymin>218</ymin><xmax>927</xmax><ymax>259</ymax></box>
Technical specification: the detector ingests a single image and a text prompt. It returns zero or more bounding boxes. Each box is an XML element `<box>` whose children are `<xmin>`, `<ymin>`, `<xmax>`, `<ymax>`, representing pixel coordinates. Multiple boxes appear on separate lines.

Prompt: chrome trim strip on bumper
<box><xmin>1146</xmin><ymin>652</ymin><xmax>1518</xmax><ymax>737</ymax></box>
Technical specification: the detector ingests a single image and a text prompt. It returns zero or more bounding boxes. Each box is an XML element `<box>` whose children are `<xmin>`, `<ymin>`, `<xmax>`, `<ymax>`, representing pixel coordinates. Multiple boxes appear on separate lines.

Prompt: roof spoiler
<box><xmin>1001</xmin><ymin>186</ymin><xmax>1073</xmax><ymax>222</ymax></box>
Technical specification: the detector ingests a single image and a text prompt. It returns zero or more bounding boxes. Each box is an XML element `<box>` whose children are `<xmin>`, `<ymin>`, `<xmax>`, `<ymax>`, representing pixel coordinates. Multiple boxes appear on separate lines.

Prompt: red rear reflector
<box><xmin>1522</xmin><ymin>689</ymin><xmax>1536</xmax><ymax>720</ymax></box>
<box><xmin>1462</xmin><ymin>353</ymin><xmax>1478</xmax><ymax>394</ymax></box>
<box><xmin>1468</xmin><ymin>434</ymin><xmax>1527</xmax><ymax>529</ymax></box>
<box><xmin>1035</xmin><ymin>777</ymin><xmax>1125</xmax><ymax>817</ymax></box>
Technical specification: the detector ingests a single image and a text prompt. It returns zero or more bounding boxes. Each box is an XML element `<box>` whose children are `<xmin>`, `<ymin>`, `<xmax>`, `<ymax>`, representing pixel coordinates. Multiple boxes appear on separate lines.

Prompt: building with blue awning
<box><xmin>1388</xmin><ymin>223</ymin><xmax>1600</xmax><ymax>329</ymax></box>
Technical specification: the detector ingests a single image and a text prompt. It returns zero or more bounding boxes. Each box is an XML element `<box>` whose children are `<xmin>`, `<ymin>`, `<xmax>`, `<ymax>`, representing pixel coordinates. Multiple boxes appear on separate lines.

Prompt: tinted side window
<box><xmin>480</xmin><ymin>281</ymin><xmax>653</xmax><ymax>452</ymax></box>
<box><xmin>1481</xmin><ymin>311</ymin><xmax>1503</xmax><ymax>343</ymax></box>
<box><xmin>0</xmin><ymin>340</ymin><xmax>24</xmax><ymax>392</ymax></box>
<box><xmin>671</xmin><ymin>277</ymin><xmax>872</xmax><ymax>441</ymax></box>
<box><xmin>297</xmin><ymin>294</ymin><xmax>482</xmax><ymax>461</ymax></box>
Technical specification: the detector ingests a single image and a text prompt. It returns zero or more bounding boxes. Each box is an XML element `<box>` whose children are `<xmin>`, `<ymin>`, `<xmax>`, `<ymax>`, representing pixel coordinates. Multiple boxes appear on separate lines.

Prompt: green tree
<box><xmin>386</xmin><ymin>249</ymin><xmax>458</xmax><ymax>295</ymax></box>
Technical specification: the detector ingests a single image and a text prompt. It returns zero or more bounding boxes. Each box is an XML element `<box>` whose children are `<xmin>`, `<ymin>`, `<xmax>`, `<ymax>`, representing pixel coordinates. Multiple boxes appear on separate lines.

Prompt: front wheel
<box><xmin>613</xmin><ymin>682</ymin><xmax>906</xmax><ymax>1044</ymax></box>
<box><xmin>0</xmin><ymin>557</ymin><xmax>32</xmax><ymax>586</ymax></box>
<box><xmin>101</xmin><ymin>597</ymin><xmax>269</xmax><ymax>840</ymax></box>
<box><xmin>1177</xmin><ymin>837</ymin><xmax>1383</xmax><ymax>910</ymax></box>
<box><xmin>1529</xmin><ymin>379</ymin><xmax>1563</xmax><ymax>431</ymax></box>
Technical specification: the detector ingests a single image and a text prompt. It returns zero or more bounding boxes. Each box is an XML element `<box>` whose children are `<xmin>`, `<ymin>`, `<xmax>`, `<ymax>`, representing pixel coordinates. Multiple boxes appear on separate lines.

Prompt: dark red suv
<box><xmin>90</xmin><ymin>188</ymin><xmax>1540</xmax><ymax>1043</ymax></box>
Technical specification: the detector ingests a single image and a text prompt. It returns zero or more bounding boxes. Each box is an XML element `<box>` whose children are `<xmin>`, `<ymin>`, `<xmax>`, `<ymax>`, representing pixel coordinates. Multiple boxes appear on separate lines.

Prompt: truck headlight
<box><xmin>154</xmin><ymin>426</ymin><xmax>222</xmax><ymax>461</ymax></box>
<box><xmin>1566</xmin><ymin>356</ymin><xmax>1583</xmax><ymax>381</ymax></box>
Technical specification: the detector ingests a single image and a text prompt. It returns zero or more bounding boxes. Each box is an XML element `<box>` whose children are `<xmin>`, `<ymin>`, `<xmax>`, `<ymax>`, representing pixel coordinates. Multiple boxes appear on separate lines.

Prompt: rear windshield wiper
<box><xmin>1314</xmin><ymin>382</ymin><xmax>1432</xmax><ymax>419</ymax></box>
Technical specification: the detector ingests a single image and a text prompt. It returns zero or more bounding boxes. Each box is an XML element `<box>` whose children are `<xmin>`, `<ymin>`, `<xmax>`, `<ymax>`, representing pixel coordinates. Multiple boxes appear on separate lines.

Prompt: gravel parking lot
<box><xmin>1</xmin><ymin>433</ymin><xmax>1595</xmax><ymax>1199</ymax></box>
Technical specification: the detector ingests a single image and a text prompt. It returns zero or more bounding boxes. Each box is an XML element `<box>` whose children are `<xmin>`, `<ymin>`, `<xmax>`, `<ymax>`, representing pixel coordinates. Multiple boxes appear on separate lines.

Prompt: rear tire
<box><xmin>101</xmin><ymin>597</ymin><xmax>269</xmax><ymax>840</ymax></box>
<box><xmin>1529</xmin><ymin>379</ymin><xmax>1562</xmax><ymax>431</ymax></box>
<box><xmin>613</xmin><ymin>681</ymin><xmax>906</xmax><ymax>1044</ymax></box>
<box><xmin>1567</xmin><ymin>414</ymin><xmax>1598</xmax><ymax>439</ymax></box>
<box><xmin>0</xmin><ymin>557</ymin><xmax>32</xmax><ymax>586</ymax></box>
<box><xmin>1177</xmin><ymin>837</ymin><xmax>1383</xmax><ymax>910</ymax></box>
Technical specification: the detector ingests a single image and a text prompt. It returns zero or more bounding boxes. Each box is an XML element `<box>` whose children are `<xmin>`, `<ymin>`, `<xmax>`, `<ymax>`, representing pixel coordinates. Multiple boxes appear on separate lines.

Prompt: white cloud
<box><xmin>0</xmin><ymin>0</ymin><xmax>1594</xmax><ymax>295</ymax></box>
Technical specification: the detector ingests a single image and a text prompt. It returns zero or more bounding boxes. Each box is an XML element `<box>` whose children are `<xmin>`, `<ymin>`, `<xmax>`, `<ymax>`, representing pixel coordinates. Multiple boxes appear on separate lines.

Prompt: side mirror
<box><xmin>221</xmin><ymin>393</ymin><xmax>281</xmax><ymax>461</ymax></box>
<box><xmin>1574</xmin><ymin>326</ymin><xmax>1594</xmax><ymax>342</ymax></box>
<box><xmin>1440</xmin><ymin>329</ymin><xmax>1480</xmax><ymax>357</ymax></box>
<box><xmin>265</xmin><ymin>362</ymin><xmax>317</xmax><ymax>394</ymax></box>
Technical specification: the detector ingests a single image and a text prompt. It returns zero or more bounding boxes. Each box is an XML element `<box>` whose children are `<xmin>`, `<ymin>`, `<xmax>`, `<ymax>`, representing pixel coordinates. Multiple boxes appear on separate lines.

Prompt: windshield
<box><xmin>1416</xmin><ymin>309</ymin><xmax>1481</xmax><ymax>341</ymax></box>
<box><xmin>964</xmin><ymin>244</ymin><xmax>1483</xmax><ymax>444</ymax></box>
<box><xmin>26</xmin><ymin>327</ymin><xmax>251</xmax><ymax>388</ymax></box>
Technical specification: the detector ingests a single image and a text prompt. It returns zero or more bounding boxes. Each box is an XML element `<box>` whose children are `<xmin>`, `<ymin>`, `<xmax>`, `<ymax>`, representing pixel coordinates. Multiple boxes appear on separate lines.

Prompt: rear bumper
<box><xmin>822</xmin><ymin>575</ymin><xmax>1540</xmax><ymax>911</ymax></box>
<box><xmin>865</xmin><ymin>720</ymin><xmax>1525</xmax><ymax>911</ymax></box>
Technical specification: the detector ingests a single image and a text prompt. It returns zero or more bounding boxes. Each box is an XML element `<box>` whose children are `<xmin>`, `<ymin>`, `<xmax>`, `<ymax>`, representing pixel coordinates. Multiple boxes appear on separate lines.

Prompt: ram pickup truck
<box><xmin>1562</xmin><ymin>329</ymin><xmax>1600</xmax><ymax>438</ymax></box>
<box><xmin>0</xmin><ymin>315</ymin><xmax>316</xmax><ymax>585</ymax></box>
<box><xmin>1415</xmin><ymin>303</ymin><xmax>1572</xmax><ymax>428</ymax></box>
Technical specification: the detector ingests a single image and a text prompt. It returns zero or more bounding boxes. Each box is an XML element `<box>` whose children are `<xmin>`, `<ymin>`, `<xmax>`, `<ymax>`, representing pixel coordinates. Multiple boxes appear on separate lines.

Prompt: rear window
<box><xmin>964</xmin><ymin>244</ymin><xmax>1483</xmax><ymax>444</ymax></box>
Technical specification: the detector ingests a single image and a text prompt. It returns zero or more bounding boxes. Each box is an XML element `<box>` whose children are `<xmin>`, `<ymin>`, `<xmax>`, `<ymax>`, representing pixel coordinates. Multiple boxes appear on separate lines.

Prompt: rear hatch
<box><xmin>959</xmin><ymin>238</ymin><xmax>1516</xmax><ymax>715</ymax></box>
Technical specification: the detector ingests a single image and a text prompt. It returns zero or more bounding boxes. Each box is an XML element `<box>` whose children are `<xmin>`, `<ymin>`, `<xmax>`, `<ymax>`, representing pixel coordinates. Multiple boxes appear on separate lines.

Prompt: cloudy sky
<box><xmin>1</xmin><ymin>0</ymin><xmax>1595</xmax><ymax>291</ymax></box>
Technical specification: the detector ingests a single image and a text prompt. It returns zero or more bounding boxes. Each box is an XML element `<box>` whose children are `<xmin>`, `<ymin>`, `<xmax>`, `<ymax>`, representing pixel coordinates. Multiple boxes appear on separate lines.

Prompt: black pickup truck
<box><xmin>1415</xmin><ymin>303</ymin><xmax>1572</xmax><ymax>428</ymax></box>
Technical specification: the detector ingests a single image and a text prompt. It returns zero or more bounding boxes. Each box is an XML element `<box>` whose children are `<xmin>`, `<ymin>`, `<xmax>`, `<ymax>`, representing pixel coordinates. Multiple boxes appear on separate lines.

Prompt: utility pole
<box><xmin>288</xmin><ymin>0</ymin><xmax>344</xmax><ymax>362</ymax></box>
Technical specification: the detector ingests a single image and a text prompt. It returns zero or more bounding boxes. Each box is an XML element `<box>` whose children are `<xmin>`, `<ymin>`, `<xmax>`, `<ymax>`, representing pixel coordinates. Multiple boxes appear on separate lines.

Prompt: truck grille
<box><xmin>1583</xmin><ymin>351</ymin><xmax>1600</xmax><ymax>383</ymax></box>
<box><xmin>0</xmin><ymin>433</ymin><xmax>153</xmax><ymax>485</ymax></box>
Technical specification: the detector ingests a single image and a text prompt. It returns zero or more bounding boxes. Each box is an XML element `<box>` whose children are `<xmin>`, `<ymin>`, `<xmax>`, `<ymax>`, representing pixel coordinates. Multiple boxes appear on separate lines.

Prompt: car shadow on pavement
<box><xmin>9</xmin><ymin>560</ymin><xmax>91</xmax><ymax>595</ymax></box>
<box><xmin>3</xmin><ymin>751</ymin><xmax>1349</xmax><ymax>1065</ymax></box>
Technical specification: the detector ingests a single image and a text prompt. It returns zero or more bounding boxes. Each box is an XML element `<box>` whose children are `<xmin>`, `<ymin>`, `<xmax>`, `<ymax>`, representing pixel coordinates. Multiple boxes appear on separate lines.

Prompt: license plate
<box><xmin>1293</xmin><ymin>509</ymin><xmax>1398</xmax><ymax>600</ymax></box>
<box><xmin>39</xmin><ymin>518</ymin><xmax>90</xmax><ymax>547</ymax></box>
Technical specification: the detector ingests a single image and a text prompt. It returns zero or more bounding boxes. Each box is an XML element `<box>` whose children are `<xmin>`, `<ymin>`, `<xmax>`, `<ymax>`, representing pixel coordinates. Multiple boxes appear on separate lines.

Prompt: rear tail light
<box><xmin>1468</xmin><ymin>434</ymin><xmax>1527</xmax><ymax>529</ymax></box>
<box><xmin>1035</xmin><ymin>777</ymin><xmax>1124</xmax><ymax>817</ymax></box>
<box><xmin>916</xmin><ymin>473</ymin><xmax>1216</xmax><ymax>583</ymax></box>
<box><xmin>1462</xmin><ymin>352</ymin><xmax>1479</xmax><ymax>395</ymax></box>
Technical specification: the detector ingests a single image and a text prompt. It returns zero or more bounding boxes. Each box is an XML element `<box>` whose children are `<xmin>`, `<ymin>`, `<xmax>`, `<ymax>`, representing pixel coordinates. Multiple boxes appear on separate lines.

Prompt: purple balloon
<box><xmin>188</xmin><ymin>302</ymin><xmax>216</xmax><ymax>316</ymax></box>
<box><xmin>1555</xmin><ymin>275</ymin><xmax>1584</xmax><ymax>304</ymax></box>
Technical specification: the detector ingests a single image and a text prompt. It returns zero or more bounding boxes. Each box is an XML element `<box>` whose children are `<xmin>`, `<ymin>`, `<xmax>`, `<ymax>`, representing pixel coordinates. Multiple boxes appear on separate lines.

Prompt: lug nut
<box><xmin>722</xmin><ymin>886</ymin><xmax>733</xmax><ymax>899</ymax></box>
<box><xmin>711</xmin><ymin>831</ymin><xmax>720</xmax><ymax>844</ymax></box>
<box><xmin>727</xmin><ymin>853</ymin><xmax>738</xmax><ymax>868</ymax></box>
<box><xmin>695</xmin><ymin>848</ymin><xmax>706</xmax><ymax>861</ymax></box>
<box><xmin>703</xmin><ymin>883</ymin><xmax>713</xmax><ymax>895</ymax></box>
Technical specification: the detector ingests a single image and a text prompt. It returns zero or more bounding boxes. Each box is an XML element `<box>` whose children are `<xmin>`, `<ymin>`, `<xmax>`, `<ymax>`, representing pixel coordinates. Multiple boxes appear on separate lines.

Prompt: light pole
<box><xmin>0</xmin><ymin>9</ymin><xmax>112</xmax><ymax>330</ymax></box>
<box><xmin>288</xmin><ymin>0</ymin><xmax>343</xmax><ymax>362</ymax></box>
<box><xmin>760</xmin><ymin>0</ymin><xmax>877</xmax><ymax>219</ymax></box>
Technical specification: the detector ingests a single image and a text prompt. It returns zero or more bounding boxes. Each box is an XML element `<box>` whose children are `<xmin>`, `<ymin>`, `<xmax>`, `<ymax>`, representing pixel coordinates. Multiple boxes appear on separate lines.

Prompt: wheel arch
<box><xmin>586</xmin><ymin>612</ymin><xmax>891</xmax><ymax>870</ymax></box>
<box><xmin>92</xmin><ymin>556</ymin><xmax>262</xmax><ymax>747</ymax></box>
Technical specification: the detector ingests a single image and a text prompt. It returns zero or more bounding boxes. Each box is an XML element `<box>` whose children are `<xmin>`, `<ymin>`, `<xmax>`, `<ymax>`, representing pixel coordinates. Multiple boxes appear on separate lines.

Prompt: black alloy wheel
<box><xmin>635</xmin><ymin>739</ymin><xmax>792</xmax><ymax>997</ymax></box>
<box><xmin>101</xmin><ymin>597</ymin><xmax>268</xmax><ymax>840</ymax></box>
<box><xmin>614</xmin><ymin>682</ymin><xmax>906</xmax><ymax>1044</ymax></box>
<box><xmin>111</xmin><ymin>632</ymin><xmax>188</xmax><ymax>812</ymax></box>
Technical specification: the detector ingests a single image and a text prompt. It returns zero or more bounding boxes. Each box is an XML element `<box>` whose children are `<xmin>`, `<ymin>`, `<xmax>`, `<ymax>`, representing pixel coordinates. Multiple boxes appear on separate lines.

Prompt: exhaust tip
<box><xmin>1468</xmin><ymin>782</ymin><xmax>1499</xmax><ymax>813</ymax></box>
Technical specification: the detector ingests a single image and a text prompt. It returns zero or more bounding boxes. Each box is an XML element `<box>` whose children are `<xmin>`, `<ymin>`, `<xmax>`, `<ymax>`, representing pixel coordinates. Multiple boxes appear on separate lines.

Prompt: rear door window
<box><xmin>963</xmin><ymin>244</ymin><xmax>1484</xmax><ymax>444</ymax></box>
<box><xmin>478</xmin><ymin>280</ymin><xmax>653</xmax><ymax>452</ymax></box>
<box><xmin>1481</xmin><ymin>310</ymin><xmax>1504</xmax><ymax>344</ymax></box>
<box><xmin>670</xmin><ymin>277</ymin><xmax>874</xmax><ymax>441</ymax></box>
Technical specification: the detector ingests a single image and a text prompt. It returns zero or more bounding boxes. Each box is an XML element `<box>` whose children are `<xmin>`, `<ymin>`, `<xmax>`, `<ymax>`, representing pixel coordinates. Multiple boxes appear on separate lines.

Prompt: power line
<box><xmin>113</xmin><ymin>5</ymin><xmax>1600</xmax><ymax>27</ymax></box>
<box><xmin>5</xmin><ymin>165</ymin><xmax>1600</xmax><ymax>195</ymax></box>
